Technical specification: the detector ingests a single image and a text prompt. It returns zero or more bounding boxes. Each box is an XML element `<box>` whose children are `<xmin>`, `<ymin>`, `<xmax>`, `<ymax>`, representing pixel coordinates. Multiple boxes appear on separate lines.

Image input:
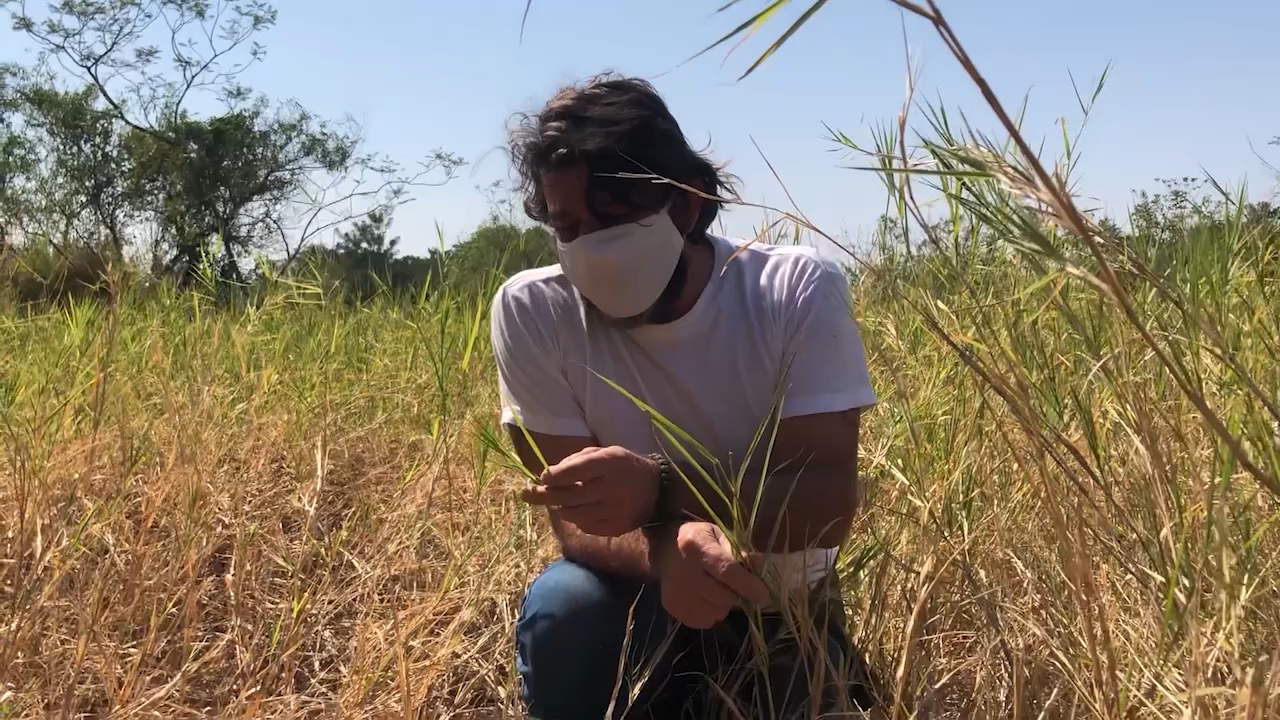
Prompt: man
<box><xmin>493</xmin><ymin>74</ymin><xmax>881</xmax><ymax>719</ymax></box>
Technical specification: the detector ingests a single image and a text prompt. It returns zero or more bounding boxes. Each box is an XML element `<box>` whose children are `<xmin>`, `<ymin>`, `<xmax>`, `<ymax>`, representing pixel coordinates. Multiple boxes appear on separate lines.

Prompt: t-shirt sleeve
<box><xmin>490</xmin><ymin>283</ymin><xmax>592</xmax><ymax>438</ymax></box>
<box><xmin>777</xmin><ymin>256</ymin><xmax>877</xmax><ymax>419</ymax></box>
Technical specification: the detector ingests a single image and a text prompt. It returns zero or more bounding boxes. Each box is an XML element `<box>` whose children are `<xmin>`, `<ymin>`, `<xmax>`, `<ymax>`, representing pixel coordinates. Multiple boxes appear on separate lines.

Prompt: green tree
<box><xmin>16</xmin><ymin>80</ymin><xmax>134</xmax><ymax>257</ymax></box>
<box><xmin>331</xmin><ymin>208</ymin><xmax>403</xmax><ymax>299</ymax></box>
<box><xmin>0</xmin><ymin>65</ymin><xmax>34</xmax><ymax>250</ymax></box>
<box><xmin>123</xmin><ymin>101</ymin><xmax>357</xmax><ymax>282</ymax></box>
<box><xmin>4</xmin><ymin>0</ymin><xmax>276</xmax><ymax>138</ymax></box>
<box><xmin>2</xmin><ymin>0</ymin><xmax>462</xmax><ymax>285</ymax></box>
<box><xmin>445</xmin><ymin>220</ymin><xmax>555</xmax><ymax>295</ymax></box>
<box><xmin>336</xmin><ymin>208</ymin><xmax>400</xmax><ymax>271</ymax></box>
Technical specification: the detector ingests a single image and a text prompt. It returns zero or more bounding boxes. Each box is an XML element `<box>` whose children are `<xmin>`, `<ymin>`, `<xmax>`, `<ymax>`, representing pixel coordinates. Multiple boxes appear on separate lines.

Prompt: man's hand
<box><xmin>520</xmin><ymin>445</ymin><xmax>659</xmax><ymax>537</ymax></box>
<box><xmin>654</xmin><ymin>521</ymin><xmax>771</xmax><ymax>629</ymax></box>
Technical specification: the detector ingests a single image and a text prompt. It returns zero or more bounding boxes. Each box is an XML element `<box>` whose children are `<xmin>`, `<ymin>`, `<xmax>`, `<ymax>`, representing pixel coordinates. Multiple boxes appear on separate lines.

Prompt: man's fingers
<box><xmin>540</xmin><ymin>447</ymin><xmax>606</xmax><ymax>488</ymax></box>
<box><xmin>680</xmin><ymin>527</ymin><xmax>771</xmax><ymax>606</ymax></box>
<box><xmin>520</xmin><ymin>485</ymin><xmax>558</xmax><ymax>506</ymax></box>
<box><xmin>686</xmin><ymin>567</ymin><xmax>739</xmax><ymax>609</ymax></box>
<box><xmin>711</xmin><ymin>560</ymin><xmax>772</xmax><ymax>606</ymax></box>
<box><xmin>534</xmin><ymin>445</ymin><xmax>597</xmax><ymax>485</ymax></box>
<box><xmin>664</xmin><ymin>580</ymin><xmax>733</xmax><ymax>629</ymax></box>
<box><xmin>519</xmin><ymin>480</ymin><xmax>609</xmax><ymax>508</ymax></box>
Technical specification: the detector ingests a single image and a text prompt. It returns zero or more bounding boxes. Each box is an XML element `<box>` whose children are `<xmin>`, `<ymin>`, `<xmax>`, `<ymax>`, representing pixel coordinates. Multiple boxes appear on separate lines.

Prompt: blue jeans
<box><xmin>515</xmin><ymin>559</ymin><xmax>880</xmax><ymax>720</ymax></box>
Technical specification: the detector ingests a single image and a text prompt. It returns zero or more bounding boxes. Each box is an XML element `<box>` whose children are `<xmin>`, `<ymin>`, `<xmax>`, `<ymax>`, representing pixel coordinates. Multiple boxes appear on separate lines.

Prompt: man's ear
<box><xmin>673</xmin><ymin>179</ymin><xmax>705</xmax><ymax>238</ymax></box>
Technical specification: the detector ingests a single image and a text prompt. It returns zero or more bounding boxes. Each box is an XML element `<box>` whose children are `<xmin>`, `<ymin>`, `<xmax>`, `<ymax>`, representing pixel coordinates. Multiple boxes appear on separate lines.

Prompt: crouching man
<box><xmin>493</xmin><ymin>74</ymin><xmax>882</xmax><ymax>719</ymax></box>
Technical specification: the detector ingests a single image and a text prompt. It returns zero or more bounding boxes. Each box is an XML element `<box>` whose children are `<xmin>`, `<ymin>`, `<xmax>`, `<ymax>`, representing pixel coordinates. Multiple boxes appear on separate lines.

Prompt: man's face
<box><xmin>542</xmin><ymin>164</ymin><xmax>691</xmax><ymax>327</ymax></box>
<box><xmin>542</xmin><ymin>164</ymin><xmax>662</xmax><ymax>244</ymax></box>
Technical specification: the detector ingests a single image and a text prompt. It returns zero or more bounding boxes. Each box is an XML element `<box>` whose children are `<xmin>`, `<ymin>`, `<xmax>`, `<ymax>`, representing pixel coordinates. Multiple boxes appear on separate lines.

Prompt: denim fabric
<box><xmin>515</xmin><ymin>558</ymin><xmax>882</xmax><ymax>720</ymax></box>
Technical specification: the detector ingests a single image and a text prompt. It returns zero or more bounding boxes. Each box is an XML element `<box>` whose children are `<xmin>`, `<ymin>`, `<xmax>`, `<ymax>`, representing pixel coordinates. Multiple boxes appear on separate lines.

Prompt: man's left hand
<box><xmin>520</xmin><ymin>446</ymin><xmax>660</xmax><ymax>537</ymax></box>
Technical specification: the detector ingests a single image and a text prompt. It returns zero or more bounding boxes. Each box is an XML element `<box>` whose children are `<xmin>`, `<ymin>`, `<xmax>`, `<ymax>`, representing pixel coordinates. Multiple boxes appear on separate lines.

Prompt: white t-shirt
<box><xmin>491</xmin><ymin>233</ymin><xmax>877</xmax><ymax>587</ymax></box>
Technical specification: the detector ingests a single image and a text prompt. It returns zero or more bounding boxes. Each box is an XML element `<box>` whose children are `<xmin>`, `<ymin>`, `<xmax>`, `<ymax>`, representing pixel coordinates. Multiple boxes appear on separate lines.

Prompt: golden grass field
<box><xmin>2</xmin><ymin>201</ymin><xmax>1278</xmax><ymax>717</ymax></box>
<box><xmin>3</xmin><ymin>2</ymin><xmax>1280</xmax><ymax>715</ymax></box>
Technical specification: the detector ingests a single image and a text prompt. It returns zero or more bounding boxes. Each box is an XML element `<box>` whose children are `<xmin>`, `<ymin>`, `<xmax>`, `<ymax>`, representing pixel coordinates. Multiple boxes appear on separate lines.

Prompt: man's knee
<box><xmin>516</xmin><ymin>559</ymin><xmax>649</xmax><ymax>719</ymax></box>
<box><xmin>519</xmin><ymin>558</ymin><xmax>640</xmax><ymax>635</ymax></box>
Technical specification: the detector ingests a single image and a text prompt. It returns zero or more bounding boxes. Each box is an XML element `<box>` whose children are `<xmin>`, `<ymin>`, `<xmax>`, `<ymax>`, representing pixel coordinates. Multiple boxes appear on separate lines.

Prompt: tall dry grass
<box><xmin>4</xmin><ymin>2</ymin><xmax>1280</xmax><ymax>717</ymax></box>
<box><xmin>3</xmin><ymin>176</ymin><xmax>1277</xmax><ymax>717</ymax></box>
<box><xmin>0</xmin><ymin>282</ymin><xmax>553</xmax><ymax>717</ymax></box>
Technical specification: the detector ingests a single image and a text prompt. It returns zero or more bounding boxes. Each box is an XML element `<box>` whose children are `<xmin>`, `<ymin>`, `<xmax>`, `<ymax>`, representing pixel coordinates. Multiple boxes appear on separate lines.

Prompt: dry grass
<box><xmin>0</xmin><ymin>291</ymin><xmax>553</xmax><ymax>717</ymax></box>
<box><xmin>4</xmin><ymin>2</ymin><xmax>1280</xmax><ymax>715</ymax></box>
<box><xmin>3</xmin><ymin>199</ymin><xmax>1277</xmax><ymax>717</ymax></box>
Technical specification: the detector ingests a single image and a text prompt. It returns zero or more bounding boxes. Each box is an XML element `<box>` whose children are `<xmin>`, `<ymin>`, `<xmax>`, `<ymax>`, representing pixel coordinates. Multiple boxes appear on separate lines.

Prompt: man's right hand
<box><xmin>654</xmin><ymin>521</ymin><xmax>771</xmax><ymax>629</ymax></box>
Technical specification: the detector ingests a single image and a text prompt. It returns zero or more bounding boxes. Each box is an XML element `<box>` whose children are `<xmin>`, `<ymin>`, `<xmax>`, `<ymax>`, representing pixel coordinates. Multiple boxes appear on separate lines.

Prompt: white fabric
<box><xmin>491</xmin><ymin>233</ymin><xmax>877</xmax><ymax>588</ymax></box>
<box><xmin>556</xmin><ymin>208</ymin><xmax>685</xmax><ymax>319</ymax></box>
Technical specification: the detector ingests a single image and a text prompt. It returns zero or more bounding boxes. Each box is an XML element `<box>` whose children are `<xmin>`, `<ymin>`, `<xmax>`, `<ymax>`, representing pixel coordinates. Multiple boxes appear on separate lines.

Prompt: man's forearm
<box><xmin>664</xmin><ymin>459</ymin><xmax>857</xmax><ymax>552</ymax></box>
<box><xmin>550</xmin><ymin>512</ymin><xmax>670</xmax><ymax>580</ymax></box>
<box><xmin>542</xmin><ymin>450</ymin><xmax>857</xmax><ymax>574</ymax></box>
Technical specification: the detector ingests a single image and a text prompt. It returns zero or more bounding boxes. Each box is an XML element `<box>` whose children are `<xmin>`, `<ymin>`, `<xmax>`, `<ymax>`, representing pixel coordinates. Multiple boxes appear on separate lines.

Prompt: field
<box><xmin>2</xmin><ymin>179</ymin><xmax>1279</xmax><ymax>718</ymax></box>
<box><xmin>2</xmin><ymin>2</ymin><xmax>1279</xmax><ymax>713</ymax></box>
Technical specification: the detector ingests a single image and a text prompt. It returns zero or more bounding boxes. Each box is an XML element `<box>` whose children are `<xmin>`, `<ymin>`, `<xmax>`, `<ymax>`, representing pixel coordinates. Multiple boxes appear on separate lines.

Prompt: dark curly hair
<box><xmin>507</xmin><ymin>73</ymin><xmax>737</xmax><ymax>242</ymax></box>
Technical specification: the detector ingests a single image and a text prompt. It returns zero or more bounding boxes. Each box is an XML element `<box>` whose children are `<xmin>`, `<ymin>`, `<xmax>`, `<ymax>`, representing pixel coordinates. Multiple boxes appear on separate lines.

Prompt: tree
<box><xmin>123</xmin><ymin>101</ymin><xmax>350</xmax><ymax>282</ymax></box>
<box><xmin>330</xmin><ymin>208</ymin><xmax>402</xmax><ymax>299</ymax></box>
<box><xmin>16</xmin><ymin>79</ymin><xmax>134</xmax><ymax>257</ymax></box>
<box><xmin>0</xmin><ymin>65</ymin><xmax>34</xmax><ymax>250</ymax></box>
<box><xmin>444</xmin><ymin>220</ymin><xmax>555</xmax><ymax>295</ymax></box>
<box><xmin>280</xmin><ymin>218</ymin><xmax>554</xmax><ymax>304</ymax></box>
<box><xmin>336</xmin><ymin>208</ymin><xmax>400</xmax><ymax>271</ymax></box>
<box><xmin>4</xmin><ymin>0</ymin><xmax>276</xmax><ymax>139</ymax></box>
<box><xmin>2</xmin><ymin>0</ymin><xmax>462</xmax><ymax>284</ymax></box>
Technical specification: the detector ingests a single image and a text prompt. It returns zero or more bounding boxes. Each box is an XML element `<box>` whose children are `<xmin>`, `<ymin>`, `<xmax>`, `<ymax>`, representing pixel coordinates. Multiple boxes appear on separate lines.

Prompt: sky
<box><xmin>6</xmin><ymin>0</ymin><xmax>1279</xmax><ymax>256</ymax></box>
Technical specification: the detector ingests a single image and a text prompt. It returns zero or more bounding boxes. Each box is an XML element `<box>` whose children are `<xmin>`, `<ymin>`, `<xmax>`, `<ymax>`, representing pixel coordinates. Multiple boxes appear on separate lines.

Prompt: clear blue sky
<box><xmin>8</xmin><ymin>1</ymin><xmax>1280</xmax><ymax>255</ymax></box>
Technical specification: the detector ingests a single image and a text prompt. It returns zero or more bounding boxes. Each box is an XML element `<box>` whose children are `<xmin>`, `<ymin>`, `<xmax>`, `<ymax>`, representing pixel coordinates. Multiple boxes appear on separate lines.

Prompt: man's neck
<box><xmin>661</xmin><ymin>238</ymin><xmax>716</xmax><ymax>322</ymax></box>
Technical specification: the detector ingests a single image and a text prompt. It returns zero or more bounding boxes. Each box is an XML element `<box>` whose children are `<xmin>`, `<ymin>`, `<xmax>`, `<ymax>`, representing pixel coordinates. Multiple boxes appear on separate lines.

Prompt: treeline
<box><xmin>0</xmin><ymin>209</ymin><xmax>557</xmax><ymax>306</ymax></box>
<box><xmin>0</xmin><ymin>0</ymin><xmax>466</xmax><ymax>298</ymax></box>
<box><xmin>295</xmin><ymin>212</ymin><xmax>556</xmax><ymax>302</ymax></box>
<box><xmin>2</xmin><ymin>2</ymin><xmax>1275</xmax><ymax>310</ymax></box>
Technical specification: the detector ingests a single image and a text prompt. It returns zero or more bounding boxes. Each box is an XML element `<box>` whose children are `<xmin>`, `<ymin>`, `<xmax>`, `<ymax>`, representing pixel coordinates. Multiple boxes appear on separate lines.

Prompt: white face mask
<box><xmin>556</xmin><ymin>208</ymin><xmax>685</xmax><ymax>319</ymax></box>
